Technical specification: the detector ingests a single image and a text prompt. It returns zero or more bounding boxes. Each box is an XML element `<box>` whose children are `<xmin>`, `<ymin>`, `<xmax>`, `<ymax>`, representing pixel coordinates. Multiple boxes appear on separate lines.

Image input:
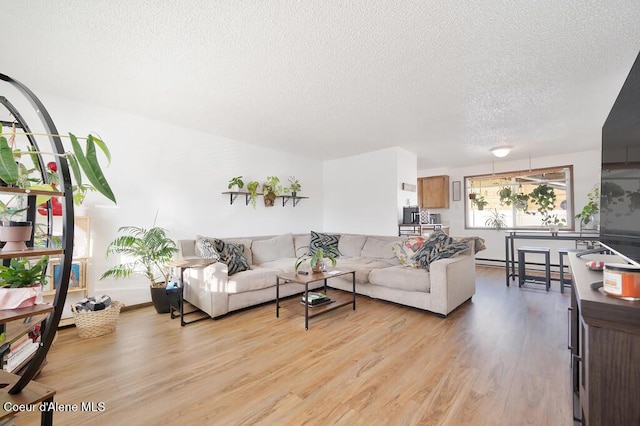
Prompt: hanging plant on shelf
<box><xmin>246</xmin><ymin>181</ymin><xmax>260</xmax><ymax>208</ymax></box>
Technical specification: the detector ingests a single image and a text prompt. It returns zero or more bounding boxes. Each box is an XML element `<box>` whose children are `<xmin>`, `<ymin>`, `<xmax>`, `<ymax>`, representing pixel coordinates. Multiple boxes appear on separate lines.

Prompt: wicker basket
<box><xmin>71</xmin><ymin>301</ymin><xmax>124</xmax><ymax>339</ymax></box>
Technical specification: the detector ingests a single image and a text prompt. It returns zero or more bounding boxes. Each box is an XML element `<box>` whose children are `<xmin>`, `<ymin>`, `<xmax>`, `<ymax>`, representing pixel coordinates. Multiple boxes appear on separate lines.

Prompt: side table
<box><xmin>168</xmin><ymin>259</ymin><xmax>215</xmax><ymax>326</ymax></box>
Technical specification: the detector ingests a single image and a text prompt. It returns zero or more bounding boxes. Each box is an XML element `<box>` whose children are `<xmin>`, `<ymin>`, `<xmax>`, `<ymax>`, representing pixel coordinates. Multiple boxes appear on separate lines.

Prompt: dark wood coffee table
<box><xmin>276</xmin><ymin>269</ymin><xmax>356</xmax><ymax>329</ymax></box>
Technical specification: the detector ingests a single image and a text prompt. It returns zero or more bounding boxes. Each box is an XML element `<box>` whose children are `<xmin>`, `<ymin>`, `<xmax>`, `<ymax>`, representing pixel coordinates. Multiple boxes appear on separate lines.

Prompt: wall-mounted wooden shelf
<box><xmin>222</xmin><ymin>191</ymin><xmax>308</xmax><ymax>207</ymax></box>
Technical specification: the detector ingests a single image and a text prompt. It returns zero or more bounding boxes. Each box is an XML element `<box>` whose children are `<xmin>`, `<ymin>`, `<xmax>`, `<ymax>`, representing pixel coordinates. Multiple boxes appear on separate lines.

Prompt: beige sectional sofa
<box><xmin>177</xmin><ymin>232</ymin><xmax>478</xmax><ymax>319</ymax></box>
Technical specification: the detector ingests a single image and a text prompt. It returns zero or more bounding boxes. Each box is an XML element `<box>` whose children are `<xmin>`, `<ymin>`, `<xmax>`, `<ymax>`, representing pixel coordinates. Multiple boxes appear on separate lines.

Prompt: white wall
<box><xmin>25</xmin><ymin>92</ymin><xmax>324</xmax><ymax>307</ymax></box>
<box><xmin>323</xmin><ymin>147</ymin><xmax>416</xmax><ymax>236</ymax></box>
<box><xmin>419</xmin><ymin>149</ymin><xmax>601</xmax><ymax>261</ymax></box>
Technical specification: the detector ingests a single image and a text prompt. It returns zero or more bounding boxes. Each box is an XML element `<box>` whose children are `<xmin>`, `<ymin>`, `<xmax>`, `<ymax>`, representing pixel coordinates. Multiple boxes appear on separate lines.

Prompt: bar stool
<box><xmin>517</xmin><ymin>246</ymin><xmax>551</xmax><ymax>291</ymax></box>
<box><xmin>558</xmin><ymin>248</ymin><xmax>571</xmax><ymax>293</ymax></box>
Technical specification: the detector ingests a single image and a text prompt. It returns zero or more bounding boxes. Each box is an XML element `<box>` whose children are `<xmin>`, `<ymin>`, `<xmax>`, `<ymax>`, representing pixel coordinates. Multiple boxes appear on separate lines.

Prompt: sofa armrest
<box><xmin>428</xmin><ymin>254</ymin><xmax>476</xmax><ymax>316</ymax></box>
<box><xmin>183</xmin><ymin>261</ymin><xmax>230</xmax><ymax>318</ymax></box>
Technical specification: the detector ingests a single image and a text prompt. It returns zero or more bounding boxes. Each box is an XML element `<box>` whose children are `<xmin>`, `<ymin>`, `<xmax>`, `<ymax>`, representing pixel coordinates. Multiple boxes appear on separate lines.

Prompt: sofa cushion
<box><xmin>226</xmin><ymin>267</ymin><xmax>280</xmax><ymax>293</ymax></box>
<box><xmin>338</xmin><ymin>235</ymin><xmax>367</xmax><ymax>258</ymax></box>
<box><xmin>336</xmin><ymin>257</ymin><xmax>394</xmax><ymax>284</ymax></box>
<box><xmin>361</xmin><ymin>238</ymin><xmax>399</xmax><ymax>262</ymax></box>
<box><xmin>258</xmin><ymin>258</ymin><xmax>297</xmax><ymax>272</ymax></box>
<box><xmin>195</xmin><ymin>237</ymin><xmax>221</xmax><ymax>261</ymax></box>
<box><xmin>309</xmin><ymin>231</ymin><xmax>340</xmax><ymax>257</ymax></box>
<box><xmin>412</xmin><ymin>230</ymin><xmax>469</xmax><ymax>271</ymax></box>
<box><xmin>252</xmin><ymin>233</ymin><xmax>295</xmax><ymax>265</ymax></box>
<box><xmin>369</xmin><ymin>265</ymin><xmax>431</xmax><ymax>292</ymax></box>
<box><xmin>294</xmin><ymin>234</ymin><xmax>310</xmax><ymax>257</ymax></box>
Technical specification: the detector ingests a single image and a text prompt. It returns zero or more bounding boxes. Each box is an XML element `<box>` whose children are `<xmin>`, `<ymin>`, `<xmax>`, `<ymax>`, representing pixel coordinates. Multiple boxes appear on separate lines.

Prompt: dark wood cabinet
<box><xmin>418</xmin><ymin>175</ymin><xmax>449</xmax><ymax>209</ymax></box>
<box><xmin>568</xmin><ymin>252</ymin><xmax>640</xmax><ymax>425</ymax></box>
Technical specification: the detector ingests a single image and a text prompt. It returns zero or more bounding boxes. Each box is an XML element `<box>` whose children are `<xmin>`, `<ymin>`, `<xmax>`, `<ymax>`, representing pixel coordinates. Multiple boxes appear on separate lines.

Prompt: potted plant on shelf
<box><xmin>0</xmin><ymin>196</ymin><xmax>32</xmax><ymax>251</ymax></box>
<box><xmin>227</xmin><ymin>176</ymin><xmax>244</xmax><ymax>191</ymax></box>
<box><xmin>286</xmin><ymin>176</ymin><xmax>302</xmax><ymax>197</ymax></box>
<box><xmin>0</xmin><ymin>124</ymin><xmax>117</xmax><ymax>206</ymax></box>
<box><xmin>575</xmin><ymin>185</ymin><xmax>600</xmax><ymax>230</ymax></box>
<box><xmin>262</xmin><ymin>176</ymin><xmax>282</xmax><ymax>207</ymax></box>
<box><xmin>294</xmin><ymin>246</ymin><xmax>337</xmax><ymax>273</ymax></box>
<box><xmin>0</xmin><ymin>255</ymin><xmax>49</xmax><ymax>309</ymax></box>
<box><xmin>100</xmin><ymin>225</ymin><xmax>178</xmax><ymax>314</ymax></box>
<box><xmin>471</xmin><ymin>195</ymin><xmax>488</xmax><ymax>210</ymax></box>
<box><xmin>246</xmin><ymin>181</ymin><xmax>260</xmax><ymax>208</ymax></box>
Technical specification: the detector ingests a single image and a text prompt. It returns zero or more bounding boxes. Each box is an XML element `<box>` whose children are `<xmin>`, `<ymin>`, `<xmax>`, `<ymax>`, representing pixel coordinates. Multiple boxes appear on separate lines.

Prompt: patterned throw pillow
<box><xmin>392</xmin><ymin>236</ymin><xmax>427</xmax><ymax>267</ymax></box>
<box><xmin>195</xmin><ymin>237</ymin><xmax>221</xmax><ymax>261</ymax></box>
<box><xmin>411</xmin><ymin>230</ymin><xmax>469</xmax><ymax>271</ymax></box>
<box><xmin>211</xmin><ymin>239</ymin><xmax>250</xmax><ymax>275</ymax></box>
<box><xmin>309</xmin><ymin>231</ymin><xmax>341</xmax><ymax>258</ymax></box>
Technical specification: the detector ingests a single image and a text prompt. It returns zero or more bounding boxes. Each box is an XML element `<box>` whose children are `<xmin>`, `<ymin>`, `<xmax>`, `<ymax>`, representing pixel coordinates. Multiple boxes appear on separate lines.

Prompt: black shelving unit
<box><xmin>0</xmin><ymin>73</ymin><xmax>74</xmax><ymax>425</ymax></box>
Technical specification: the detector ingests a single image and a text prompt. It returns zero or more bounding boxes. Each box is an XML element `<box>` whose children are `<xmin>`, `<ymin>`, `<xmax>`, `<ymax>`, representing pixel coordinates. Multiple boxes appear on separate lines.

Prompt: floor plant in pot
<box><xmin>100</xmin><ymin>225</ymin><xmax>178</xmax><ymax>313</ymax></box>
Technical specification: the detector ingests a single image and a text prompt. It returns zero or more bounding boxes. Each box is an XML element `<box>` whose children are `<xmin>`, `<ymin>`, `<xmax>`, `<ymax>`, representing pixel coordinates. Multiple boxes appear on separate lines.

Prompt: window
<box><xmin>465</xmin><ymin>166</ymin><xmax>574</xmax><ymax>230</ymax></box>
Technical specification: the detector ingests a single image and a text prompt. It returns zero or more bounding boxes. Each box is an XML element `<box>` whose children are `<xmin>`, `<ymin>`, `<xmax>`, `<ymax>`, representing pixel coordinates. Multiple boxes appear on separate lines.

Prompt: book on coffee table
<box><xmin>301</xmin><ymin>292</ymin><xmax>332</xmax><ymax>306</ymax></box>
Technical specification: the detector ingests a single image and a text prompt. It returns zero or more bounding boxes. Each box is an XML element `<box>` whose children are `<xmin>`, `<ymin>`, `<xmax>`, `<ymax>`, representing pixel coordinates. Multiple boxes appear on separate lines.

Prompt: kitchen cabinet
<box><xmin>418</xmin><ymin>175</ymin><xmax>449</xmax><ymax>209</ymax></box>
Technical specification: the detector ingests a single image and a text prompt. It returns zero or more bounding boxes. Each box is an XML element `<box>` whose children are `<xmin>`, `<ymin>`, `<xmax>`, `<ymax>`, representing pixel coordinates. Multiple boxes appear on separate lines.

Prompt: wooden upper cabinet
<box><xmin>418</xmin><ymin>175</ymin><xmax>450</xmax><ymax>209</ymax></box>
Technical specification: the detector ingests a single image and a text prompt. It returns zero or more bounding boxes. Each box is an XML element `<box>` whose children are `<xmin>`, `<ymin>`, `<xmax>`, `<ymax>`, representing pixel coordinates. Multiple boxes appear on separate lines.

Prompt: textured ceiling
<box><xmin>2</xmin><ymin>1</ymin><xmax>640</xmax><ymax>169</ymax></box>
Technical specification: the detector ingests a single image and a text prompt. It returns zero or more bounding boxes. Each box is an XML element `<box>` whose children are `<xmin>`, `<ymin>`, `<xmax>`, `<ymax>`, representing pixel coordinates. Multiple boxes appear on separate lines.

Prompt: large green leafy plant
<box><xmin>0</xmin><ymin>256</ymin><xmax>49</xmax><ymax>288</ymax></box>
<box><xmin>0</xmin><ymin>124</ymin><xmax>116</xmax><ymax>205</ymax></box>
<box><xmin>101</xmin><ymin>226</ymin><xmax>178</xmax><ymax>288</ymax></box>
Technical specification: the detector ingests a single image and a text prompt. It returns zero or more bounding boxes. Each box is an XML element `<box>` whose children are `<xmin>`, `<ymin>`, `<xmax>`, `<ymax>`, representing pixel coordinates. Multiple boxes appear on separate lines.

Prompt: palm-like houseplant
<box><xmin>101</xmin><ymin>226</ymin><xmax>178</xmax><ymax>313</ymax></box>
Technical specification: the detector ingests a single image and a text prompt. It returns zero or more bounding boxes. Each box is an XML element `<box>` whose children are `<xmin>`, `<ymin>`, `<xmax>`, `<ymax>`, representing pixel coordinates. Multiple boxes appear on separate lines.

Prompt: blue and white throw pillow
<box><xmin>309</xmin><ymin>231</ymin><xmax>340</xmax><ymax>258</ymax></box>
<box><xmin>411</xmin><ymin>230</ymin><xmax>469</xmax><ymax>271</ymax></box>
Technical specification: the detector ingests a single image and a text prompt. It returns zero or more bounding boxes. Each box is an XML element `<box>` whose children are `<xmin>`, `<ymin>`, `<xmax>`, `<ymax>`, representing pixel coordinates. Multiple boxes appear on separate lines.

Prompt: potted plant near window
<box><xmin>471</xmin><ymin>195</ymin><xmax>488</xmax><ymax>211</ymax></box>
<box><xmin>528</xmin><ymin>184</ymin><xmax>565</xmax><ymax>232</ymax></box>
<box><xmin>575</xmin><ymin>185</ymin><xmax>600</xmax><ymax>230</ymax></box>
<box><xmin>0</xmin><ymin>256</ymin><xmax>49</xmax><ymax>309</ymax></box>
<box><xmin>100</xmin><ymin>225</ymin><xmax>178</xmax><ymax>314</ymax></box>
<box><xmin>498</xmin><ymin>186</ymin><xmax>529</xmax><ymax>211</ymax></box>
<box><xmin>485</xmin><ymin>209</ymin><xmax>507</xmax><ymax>230</ymax></box>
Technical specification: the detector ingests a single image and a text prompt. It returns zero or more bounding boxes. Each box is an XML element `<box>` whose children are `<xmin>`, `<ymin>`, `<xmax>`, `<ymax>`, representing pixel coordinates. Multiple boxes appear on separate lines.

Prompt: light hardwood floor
<box><xmin>19</xmin><ymin>266</ymin><xmax>573</xmax><ymax>425</ymax></box>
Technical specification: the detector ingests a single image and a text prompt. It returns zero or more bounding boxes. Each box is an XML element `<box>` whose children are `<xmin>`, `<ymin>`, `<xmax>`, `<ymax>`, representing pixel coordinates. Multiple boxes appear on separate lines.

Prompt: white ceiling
<box><xmin>2</xmin><ymin>1</ymin><xmax>640</xmax><ymax>169</ymax></box>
